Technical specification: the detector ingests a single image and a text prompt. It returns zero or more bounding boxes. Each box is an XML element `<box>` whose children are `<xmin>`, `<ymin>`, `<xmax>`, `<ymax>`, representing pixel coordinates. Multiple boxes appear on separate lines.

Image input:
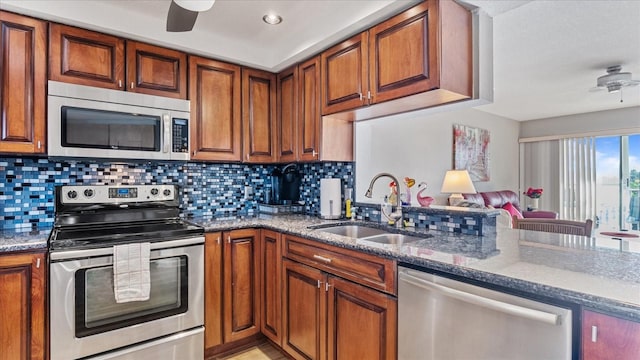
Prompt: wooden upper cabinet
<box><xmin>321</xmin><ymin>0</ymin><xmax>471</xmax><ymax>118</ymax></box>
<box><xmin>189</xmin><ymin>56</ymin><xmax>241</xmax><ymax>162</ymax></box>
<box><xmin>49</xmin><ymin>24</ymin><xmax>187</xmax><ymax>99</ymax></box>
<box><xmin>242</xmin><ymin>68</ymin><xmax>277</xmax><ymax>163</ymax></box>
<box><xmin>0</xmin><ymin>252</ymin><xmax>46</xmax><ymax>360</ymax></box>
<box><xmin>369</xmin><ymin>0</ymin><xmax>438</xmax><ymax>104</ymax></box>
<box><xmin>49</xmin><ymin>23</ymin><xmax>125</xmax><ymax>90</ymax></box>
<box><xmin>321</xmin><ymin>32</ymin><xmax>369</xmax><ymax>115</ymax></box>
<box><xmin>126</xmin><ymin>41</ymin><xmax>187</xmax><ymax>99</ymax></box>
<box><xmin>277</xmin><ymin>66</ymin><xmax>298</xmax><ymax>163</ymax></box>
<box><xmin>298</xmin><ymin>57</ymin><xmax>322</xmax><ymax>162</ymax></box>
<box><xmin>0</xmin><ymin>12</ymin><xmax>46</xmax><ymax>155</ymax></box>
<box><xmin>582</xmin><ymin>310</ymin><xmax>640</xmax><ymax>360</ymax></box>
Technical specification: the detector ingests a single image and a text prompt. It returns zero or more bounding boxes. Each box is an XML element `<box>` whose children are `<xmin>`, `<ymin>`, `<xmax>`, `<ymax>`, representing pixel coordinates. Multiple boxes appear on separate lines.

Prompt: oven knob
<box><xmin>83</xmin><ymin>189</ymin><xmax>94</xmax><ymax>198</ymax></box>
<box><xmin>163</xmin><ymin>189</ymin><xmax>172</xmax><ymax>196</ymax></box>
<box><xmin>67</xmin><ymin>190</ymin><xmax>78</xmax><ymax>199</ymax></box>
<box><xmin>150</xmin><ymin>188</ymin><xmax>159</xmax><ymax>196</ymax></box>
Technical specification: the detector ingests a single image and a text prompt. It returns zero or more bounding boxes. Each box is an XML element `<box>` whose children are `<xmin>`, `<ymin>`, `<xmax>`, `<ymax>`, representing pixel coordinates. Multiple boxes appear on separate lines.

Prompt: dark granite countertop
<box><xmin>3</xmin><ymin>214</ymin><xmax>639</xmax><ymax>321</ymax></box>
<box><xmin>0</xmin><ymin>227</ymin><xmax>50</xmax><ymax>253</ymax></box>
<box><xmin>192</xmin><ymin>214</ymin><xmax>640</xmax><ymax>321</ymax></box>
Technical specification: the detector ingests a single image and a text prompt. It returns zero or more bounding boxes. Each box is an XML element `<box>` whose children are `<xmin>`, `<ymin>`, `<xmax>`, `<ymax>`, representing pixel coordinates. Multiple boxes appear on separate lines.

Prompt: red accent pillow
<box><xmin>503</xmin><ymin>202</ymin><xmax>523</xmax><ymax>219</ymax></box>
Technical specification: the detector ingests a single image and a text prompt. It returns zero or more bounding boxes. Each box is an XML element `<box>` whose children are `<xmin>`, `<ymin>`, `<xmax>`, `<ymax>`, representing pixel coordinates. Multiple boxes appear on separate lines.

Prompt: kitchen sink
<box><xmin>316</xmin><ymin>225</ymin><xmax>389</xmax><ymax>239</ymax></box>
<box><xmin>359</xmin><ymin>233</ymin><xmax>426</xmax><ymax>245</ymax></box>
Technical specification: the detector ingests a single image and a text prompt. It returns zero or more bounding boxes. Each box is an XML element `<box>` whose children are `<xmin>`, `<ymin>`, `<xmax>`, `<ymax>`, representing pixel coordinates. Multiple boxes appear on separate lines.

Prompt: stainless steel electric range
<box><xmin>48</xmin><ymin>184</ymin><xmax>205</xmax><ymax>360</ymax></box>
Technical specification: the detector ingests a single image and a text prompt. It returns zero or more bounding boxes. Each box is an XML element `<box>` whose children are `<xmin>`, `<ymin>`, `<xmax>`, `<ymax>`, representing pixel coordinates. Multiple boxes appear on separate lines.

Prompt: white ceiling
<box><xmin>2</xmin><ymin>0</ymin><xmax>639</xmax><ymax>122</ymax></box>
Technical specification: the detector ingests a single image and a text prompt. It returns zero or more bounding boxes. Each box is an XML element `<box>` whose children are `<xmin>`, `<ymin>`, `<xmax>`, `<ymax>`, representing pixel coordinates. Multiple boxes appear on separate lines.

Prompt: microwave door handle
<box><xmin>163</xmin><ymin>114</ymin><xmax>171</xmax><ymax>153</ymax></box>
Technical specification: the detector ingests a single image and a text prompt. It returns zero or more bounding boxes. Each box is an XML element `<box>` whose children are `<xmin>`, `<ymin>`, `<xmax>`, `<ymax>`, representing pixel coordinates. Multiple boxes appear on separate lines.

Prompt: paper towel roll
<box><xmin>320</xmin><ymin>178</ymin><xmax>342</xmax><ymax>219</ymax></box>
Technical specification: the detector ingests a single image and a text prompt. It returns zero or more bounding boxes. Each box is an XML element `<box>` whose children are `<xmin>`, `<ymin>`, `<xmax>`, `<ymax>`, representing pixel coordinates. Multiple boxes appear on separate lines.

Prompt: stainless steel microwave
<box><xmin>47</xmin><ymin>81</ymin><xmax>190</xmax><ymax>161</ymax></box>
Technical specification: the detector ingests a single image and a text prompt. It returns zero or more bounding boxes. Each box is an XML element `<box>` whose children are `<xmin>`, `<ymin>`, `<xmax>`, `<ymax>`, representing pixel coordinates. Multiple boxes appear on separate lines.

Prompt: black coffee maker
<box><xmin>268</xmin><ymin>164</ymin><xmax>301</xmax><ymax>205</ymax></box>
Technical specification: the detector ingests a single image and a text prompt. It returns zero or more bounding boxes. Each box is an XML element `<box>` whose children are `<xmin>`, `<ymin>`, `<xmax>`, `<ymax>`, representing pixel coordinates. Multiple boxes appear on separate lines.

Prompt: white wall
<box><xmin>520</xmin><ymin>106</ymin><xmax>640</xmax><ymax>139</ymax></box>
<box><xmin>355</xmin><ymin>107</ymin><xmax>520</xmax><ymax>205</ymax></box>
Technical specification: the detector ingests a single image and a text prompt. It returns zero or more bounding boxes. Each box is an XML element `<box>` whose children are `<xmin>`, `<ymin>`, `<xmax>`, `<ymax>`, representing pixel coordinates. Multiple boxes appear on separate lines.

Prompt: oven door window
<box><xmin>61</xmin><ymin>106</ymin><xmax>161</xmax><ymax>151</ymax></box>
<box><xmin>75</xmin><ymin>256</ymin><xmax>188</xmax><ymax>338</ymax></box>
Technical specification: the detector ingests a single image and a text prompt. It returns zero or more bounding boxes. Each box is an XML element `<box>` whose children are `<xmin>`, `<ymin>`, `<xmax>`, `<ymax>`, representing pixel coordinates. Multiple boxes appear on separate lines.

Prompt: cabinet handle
<box><xmin>227</xmin><ymin>235</ymin><xmax>231</xmax><ymax>244</ymax></box>
<box><xmin>130</xmin><ymin>82</ymin><xmax>134</xmax><ymax>89</ymax></box>
<box><xmin>358</xmin><ymin>92</ymin><xmax>363</xmax><ymax>101</ymax></box>
<box><xmin>317</xmin><ymin>280</ymin><xmax>322</xmax><ymax>289</ymax></box>
<box><xmin>313</xmin><ymin>254</ymin><xmax>332</xmax><ymax>263</ymax></box>
<box><xmin>325</xmin><ymin>282</ymin><xmax>331</xmax><ymax>292</ymax></box>
<box><xmin>118</xmin><ymin>80</ymin><xmax>123</xmax><ymax>88</ymax></box>
<box><xmin>312</xmin><ymin>150</ymin><xmax>318</xmax><ymax>157</ymax></box>
<box><xmin>367</xmin><ymin>90</ymin><xmax>371</xmax><ymax>100</ymax></box>
<box><xmin>192</xmin><ymin>151</ymin><xmax>197</xmax><ymax>157</ymax></box>
<box><xmin>217</xmin><ymin>236</ymin><xmax>221</xmax><ymax>245</ymax></box>
<box><xmin>591</xmin><ymin>325</ymin><xmax>598</xmax><ymax>342</ymax></box>
<box><xmin>36</xmin><ymin>258</ymin><xmax>41</xmax><ymax>268</ymax></box>
<box><xmin>37</xmin><ymin>140</ymin><xmax>41</xmax><ymax>149</ymax></box>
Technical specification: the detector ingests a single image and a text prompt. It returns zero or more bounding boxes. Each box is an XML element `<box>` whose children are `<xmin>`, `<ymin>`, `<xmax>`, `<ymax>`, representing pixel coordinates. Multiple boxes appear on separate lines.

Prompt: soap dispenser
<box><xmin>345</xmin><ymin>188</ymin><xmax>353</xmax><ymax>219</ymax></box>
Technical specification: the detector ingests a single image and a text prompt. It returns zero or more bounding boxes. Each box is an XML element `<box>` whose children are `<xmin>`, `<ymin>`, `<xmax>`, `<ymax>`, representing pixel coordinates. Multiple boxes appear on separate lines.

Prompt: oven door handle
<box><xmin>50</xmin><ymin>236</ymin><xmax>204</xmax><ymax>261</ymax></box>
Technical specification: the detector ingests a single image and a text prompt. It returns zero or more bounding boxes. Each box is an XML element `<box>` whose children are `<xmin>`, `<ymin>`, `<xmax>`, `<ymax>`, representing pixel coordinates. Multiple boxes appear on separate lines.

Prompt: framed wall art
<box><xmin>453</xmin><ymin>124</ymin><xmax>490</xmax><ymax>181</ymax></box>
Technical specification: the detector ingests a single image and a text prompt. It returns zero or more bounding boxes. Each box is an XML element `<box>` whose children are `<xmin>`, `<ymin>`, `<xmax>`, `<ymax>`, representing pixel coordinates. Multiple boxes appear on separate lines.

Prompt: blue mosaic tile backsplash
<box><xmin>0</xmin><ymin>157</ymin><xmax>354</xmax><ymax>229</ymax></box>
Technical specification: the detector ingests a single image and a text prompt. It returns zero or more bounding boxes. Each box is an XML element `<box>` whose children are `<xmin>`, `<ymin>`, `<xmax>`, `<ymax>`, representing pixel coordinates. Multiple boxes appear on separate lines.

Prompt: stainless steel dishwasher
<box><xmin>398</xmin><ymin>267</ymin><xmax>573</xmax><ymax>360</ymax></box>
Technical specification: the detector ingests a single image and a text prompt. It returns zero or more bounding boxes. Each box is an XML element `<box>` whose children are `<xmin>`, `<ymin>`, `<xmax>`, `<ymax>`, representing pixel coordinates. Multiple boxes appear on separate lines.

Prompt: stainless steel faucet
<box><xmin>365</xmin><ymin>172</ymin><xmax>403</xmax><ymax>228</ymax></box>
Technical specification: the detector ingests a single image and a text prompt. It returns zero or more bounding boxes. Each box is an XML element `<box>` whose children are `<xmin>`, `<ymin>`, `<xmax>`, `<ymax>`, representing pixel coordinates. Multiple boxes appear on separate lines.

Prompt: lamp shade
<box><xmin>440</xmin><ymin>170</ymin><xmax>476</xmax><ymax>205</ymax></box>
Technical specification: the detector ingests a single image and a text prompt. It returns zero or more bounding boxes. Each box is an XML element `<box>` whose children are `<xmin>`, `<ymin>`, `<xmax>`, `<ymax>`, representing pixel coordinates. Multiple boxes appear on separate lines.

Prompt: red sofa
<box><xmin>463</xmin><ymin>190</ymin><xmax>558</xmax><ymax>219</ymax></box>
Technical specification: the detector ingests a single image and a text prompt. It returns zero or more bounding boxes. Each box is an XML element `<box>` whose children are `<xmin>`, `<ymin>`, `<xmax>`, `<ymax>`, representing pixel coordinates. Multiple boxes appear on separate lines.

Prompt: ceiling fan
<box><xmin>591</xmin><ymin>65</ymin><xmax>640</xmax><ymax>93</ymax></box>
<box><xmin>166</xmin><ymin>0</ymin><xmax>215</xmax><ymax>32</ymax></box>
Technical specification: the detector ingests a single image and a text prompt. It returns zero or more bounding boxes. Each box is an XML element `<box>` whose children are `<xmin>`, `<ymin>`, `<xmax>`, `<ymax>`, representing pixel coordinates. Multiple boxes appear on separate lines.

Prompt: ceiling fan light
<box><xmin>174</xmin><ymin>0</ymin><xmax>215</xmax><ymax>12</ymax></box>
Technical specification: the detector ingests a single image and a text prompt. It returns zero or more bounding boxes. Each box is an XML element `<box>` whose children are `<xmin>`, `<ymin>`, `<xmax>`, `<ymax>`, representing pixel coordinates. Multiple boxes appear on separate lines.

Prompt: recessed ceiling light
<box><xmin>263</xmin><ymin>14</ymin><xmax>283</xmax><ymax>25</ymax></box>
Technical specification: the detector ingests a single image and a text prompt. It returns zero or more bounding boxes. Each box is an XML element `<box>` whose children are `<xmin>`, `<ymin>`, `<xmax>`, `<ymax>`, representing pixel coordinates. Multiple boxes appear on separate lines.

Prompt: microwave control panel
<box><xmin>172</xmin><ymin>118</ymin><xmax>189</xmax><ymax>153</ymax></box>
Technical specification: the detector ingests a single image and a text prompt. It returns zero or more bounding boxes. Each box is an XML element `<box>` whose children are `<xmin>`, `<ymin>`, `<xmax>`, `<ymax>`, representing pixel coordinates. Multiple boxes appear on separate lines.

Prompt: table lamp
<box><xmin>440</xmin><ymin>170</ymin><xmax>476</xmax><ymax>206</ymax></box>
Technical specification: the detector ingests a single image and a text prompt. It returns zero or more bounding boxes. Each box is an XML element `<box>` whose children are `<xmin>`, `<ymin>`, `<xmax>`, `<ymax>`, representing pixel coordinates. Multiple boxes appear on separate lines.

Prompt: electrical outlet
<box><xmin>244</xmin><ymin>186</ymin><xmax>254</xmax><ymax>200</ymax></box>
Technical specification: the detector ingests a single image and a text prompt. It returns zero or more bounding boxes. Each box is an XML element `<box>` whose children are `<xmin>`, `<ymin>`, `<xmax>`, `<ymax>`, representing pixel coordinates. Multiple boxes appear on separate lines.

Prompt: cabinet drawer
<box><xmin>283</xmin><ymin>235</ymin><xmax>396</xmax><ymax>295</ymax></box>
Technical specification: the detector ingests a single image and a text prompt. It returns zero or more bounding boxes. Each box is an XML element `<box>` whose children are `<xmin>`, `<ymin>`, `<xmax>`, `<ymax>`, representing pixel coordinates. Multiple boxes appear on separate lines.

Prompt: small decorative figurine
<box><xmin>417</xmin><ymin>181</ymin><xmax>435</xmax><ymax>207</ymax></box>
<box><xmin>403</xmin><ymin>177</ymin><xmax>415</xmax><ymax>206</ymax></box>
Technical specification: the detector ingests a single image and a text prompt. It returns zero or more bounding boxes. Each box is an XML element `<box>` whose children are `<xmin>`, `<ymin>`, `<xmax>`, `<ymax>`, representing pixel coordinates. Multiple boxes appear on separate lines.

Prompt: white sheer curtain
<box><xmin>559</xmin><ymin>137</ymin><xmax>597</xmax><ymax>221</ymax></box>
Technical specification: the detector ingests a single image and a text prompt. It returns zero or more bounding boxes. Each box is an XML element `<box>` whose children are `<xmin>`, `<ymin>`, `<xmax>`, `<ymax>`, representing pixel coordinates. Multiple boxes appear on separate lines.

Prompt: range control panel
<box><xmin>59</xmin><ymin>184</ymin><xmax>177</xmax><ymax>204</ymax></box>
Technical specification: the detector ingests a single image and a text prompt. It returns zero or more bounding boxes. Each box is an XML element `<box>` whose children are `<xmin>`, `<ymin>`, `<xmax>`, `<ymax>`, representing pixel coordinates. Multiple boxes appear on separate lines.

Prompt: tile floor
<box><xmin>216</xmin><ymin>342</ymin><xmax>288</xmax><ymax>360</ymax></box>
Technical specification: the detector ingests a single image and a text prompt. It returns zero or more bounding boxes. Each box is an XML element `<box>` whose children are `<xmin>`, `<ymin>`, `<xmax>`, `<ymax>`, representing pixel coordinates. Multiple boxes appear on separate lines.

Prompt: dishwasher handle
<box><xmin>399</xmin><ymin>270</ymin><xmax>561</xmax><ymax>326</ymax></box>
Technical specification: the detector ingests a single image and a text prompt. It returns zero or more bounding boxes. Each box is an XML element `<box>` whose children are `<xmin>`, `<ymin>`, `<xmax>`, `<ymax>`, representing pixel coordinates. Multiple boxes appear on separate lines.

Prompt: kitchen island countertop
<box><xmin>2</xmin><ymin>214</ymin><xmax>639</xmax><ymax>321</ymax></box>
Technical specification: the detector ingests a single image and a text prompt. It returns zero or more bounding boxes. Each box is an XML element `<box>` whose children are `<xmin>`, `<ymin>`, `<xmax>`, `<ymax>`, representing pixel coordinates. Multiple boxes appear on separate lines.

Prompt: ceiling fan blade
<box><xmin>166</xmin><ymin>0</ymin><xmax>199</xmax><ymax>32</ymax></box>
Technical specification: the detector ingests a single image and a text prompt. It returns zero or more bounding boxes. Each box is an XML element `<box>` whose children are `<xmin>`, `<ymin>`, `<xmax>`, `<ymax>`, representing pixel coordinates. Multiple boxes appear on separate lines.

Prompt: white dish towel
<box><xmin>113</xmin><ymin>243</ymin><xmax>151</xmax><ymax>303</ymax></box>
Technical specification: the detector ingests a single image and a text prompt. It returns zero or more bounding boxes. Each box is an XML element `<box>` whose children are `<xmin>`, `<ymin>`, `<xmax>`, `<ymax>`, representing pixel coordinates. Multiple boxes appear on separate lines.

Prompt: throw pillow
<box><xmin>502</xmin><ymin>202</ymin><xmax>523</xmax><ymax>220</ymax></box>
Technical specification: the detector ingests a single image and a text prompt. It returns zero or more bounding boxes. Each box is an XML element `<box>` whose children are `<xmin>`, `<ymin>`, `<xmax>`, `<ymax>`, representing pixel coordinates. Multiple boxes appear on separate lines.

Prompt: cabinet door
<box><xmin>277</xmin><ymin>66</ymin><xmax>298</xmax><ymax>163</ymax></box>
<box><xmin>204</xmin><ymin>232</ymin><xmax>223</xmax><ymax>350</ymax></box>
<box><xmin>582</xmin><ymin>310</ymin><xmax>640</xmax><ymax>360</ymax></box>
<box><xmin>0</xmin><ymin>12</ymin><xmax>46</xmax><ymax>154</ymax></box>
<box><xmin>49</xmin><ymin>23</ymin><xmax>125</xmax><ymax>90</ymax></box>
<box><xmin>188</xmin><ymin>56</ymin><xmax>241</xmax><ymax>161</ymax></box>
<box><xmin>126</xmin><ymin>41</ymin><xmax>187</xmax><ymax>99</ymax></box>
<box><xmin>260</xmin><ymin>230</ymin><xmax>282</xmax><ymax>345</ymax></box>
<box><xmin>282</xmin><ymin>259</ymin><xmax>327</xmax><ymax>360</ymax></box>
<box><xmin>242</xmin><ymin>68</ymin><xmax>277</xmax><ymax>163</ymax></box>
<box><xmin>0</xmin><ymin>252</ymin><xmax>46</xmax><ymax>360</ymax></box>
<box><xmin>223</xmin><ymin>229</ymin><xmax>260</xmax><ymax>343</ymax></box>
<box><xmin>368</xmin><ymin>1</ymin><xmax>438</xmax><ymax>104</ymax></box>
<box><xmin>327</xmin><ymin>276</ymin><xmax>397</xmax><ymax>360</ymax></box>
<box><xmin>320</xmin><ymin>32</ymin><xmax>368</xmax><ymax>115</ymax></box>
<box><xmin>297</xmin><ymin>56</ymin><xmax>321</xmax><ymax>162</ymax></box>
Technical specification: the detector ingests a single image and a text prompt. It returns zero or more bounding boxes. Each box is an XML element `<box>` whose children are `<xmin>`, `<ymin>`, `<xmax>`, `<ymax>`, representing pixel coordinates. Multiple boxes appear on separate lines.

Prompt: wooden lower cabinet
<box><xmin>0</xmin><ymin>251</ymin><xmax>46</xmax><ymax>360</ymax></box>
<box><xmin>282</xmin><ymin>258</ymin><xmax>397</xmax><ymax>360</ymax></box>
<box><xmin>582</xmin><ymin>310</ymin><xmax>640</xmax><ymax>360</ymax></box>
<box><xmin>260</xmin><ymin>230</ymin><xmax>282</xmax><ymax>345</ymax></box>
<box><xmin>204</xmin><ymin>230</ymin><xmax>260</xmax><ymax>355</ymax></box>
